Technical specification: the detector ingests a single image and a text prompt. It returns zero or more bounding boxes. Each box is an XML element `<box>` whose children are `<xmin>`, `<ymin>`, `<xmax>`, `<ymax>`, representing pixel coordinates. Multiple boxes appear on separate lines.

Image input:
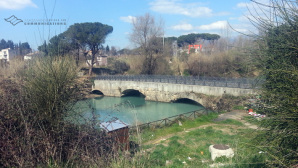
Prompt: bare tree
<box><xmin>130</xmin><ymin>13</ymin><xmax>164</xmax><ymax>74</ymax></box>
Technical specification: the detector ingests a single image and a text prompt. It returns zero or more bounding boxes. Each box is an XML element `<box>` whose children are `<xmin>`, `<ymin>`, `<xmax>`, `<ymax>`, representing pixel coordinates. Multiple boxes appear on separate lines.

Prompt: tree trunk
<box><xmin>88</xmin><ymin>53</ymin><xmax>95</xmax><ymax>76</ymax></box>
<box><xmin>88</xmin><ymin>63</ymin><xmax>93</xmax><ymax>76</ymax></box>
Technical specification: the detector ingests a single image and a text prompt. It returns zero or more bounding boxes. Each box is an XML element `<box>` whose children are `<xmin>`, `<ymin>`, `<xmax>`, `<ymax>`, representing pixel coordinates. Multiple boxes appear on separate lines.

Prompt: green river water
<box><xmin>75</xmin><ymin>96</ymin><xmax>204</xmax><ymax>125</ymax></box>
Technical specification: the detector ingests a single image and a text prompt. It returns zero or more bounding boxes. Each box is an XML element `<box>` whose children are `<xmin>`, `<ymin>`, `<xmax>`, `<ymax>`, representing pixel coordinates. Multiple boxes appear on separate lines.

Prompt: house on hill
<box><xmin>0</xmin><ymin>48</ymin><xmax>17</xmax><ymax>62</ymax></box>
<box><xmin>86</xmin><ymin>50</ymin><xmax>108</xmax><ymax>67</ymax></box>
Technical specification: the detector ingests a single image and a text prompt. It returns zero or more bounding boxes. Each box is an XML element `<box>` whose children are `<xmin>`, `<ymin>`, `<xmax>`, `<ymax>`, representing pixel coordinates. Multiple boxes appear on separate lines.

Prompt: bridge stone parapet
<box><xmin>93</xmin><ymin>79</ymin><xmax>258</xmax><ymax>109</ymax></box>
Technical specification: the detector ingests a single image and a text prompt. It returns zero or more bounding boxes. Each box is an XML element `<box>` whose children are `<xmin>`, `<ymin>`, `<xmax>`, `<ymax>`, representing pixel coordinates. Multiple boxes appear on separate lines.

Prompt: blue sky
<box><xmin>0</xmin><ymin>0</ymin><xmax>263</xmax><ymax>50</ymax></box>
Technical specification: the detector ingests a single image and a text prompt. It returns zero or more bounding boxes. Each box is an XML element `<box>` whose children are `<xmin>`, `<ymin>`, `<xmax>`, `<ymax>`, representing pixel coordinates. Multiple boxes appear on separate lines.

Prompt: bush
<box><xmin>0</xmin><ymin>57</ymin><xmax>116</xmax><ymax>167</ymax></box>
<box><xmin>252</xmin><ymin>1</ymin><xmax>298</xmax><ymax>167</ymax></box>
<box><xmin>113</xmin><ymin>60</ymin><xmax>130</xmax><ymax>74</ymax></box>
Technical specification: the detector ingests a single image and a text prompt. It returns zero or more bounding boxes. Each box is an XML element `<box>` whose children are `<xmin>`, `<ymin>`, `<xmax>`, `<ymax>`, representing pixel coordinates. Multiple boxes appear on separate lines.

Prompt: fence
<box><xmin>129</xmin><ymin>109</ymin><xmax>209</xmax><ymax>132</ymax></box>
<box><xmin>95</xmin><ymin>75</ymin><xmax>263</xmax><ymax>89</ymax></box>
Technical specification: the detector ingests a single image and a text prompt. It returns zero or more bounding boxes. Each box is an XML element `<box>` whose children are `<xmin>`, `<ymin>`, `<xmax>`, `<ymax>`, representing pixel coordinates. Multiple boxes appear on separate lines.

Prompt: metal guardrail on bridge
<box><xmin>95</xmin><ymin>75</ymin><xmax>263</xmax><ymax>89</ymax></box>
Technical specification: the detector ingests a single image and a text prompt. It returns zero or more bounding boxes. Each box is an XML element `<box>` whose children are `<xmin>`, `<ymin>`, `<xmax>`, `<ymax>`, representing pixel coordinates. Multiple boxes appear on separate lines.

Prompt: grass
<box><xmin>115</xmin><ymin>126</ymin><xmax>266</xmax><ymax>168</ymax></box>
<box><xmin>217</xmin><ymin>119</ymin><xmax>244</xmax><ymax>126</ymax></box>
<box><xmin>243</xmin><ymin>116</ymin><xmax>263</xmax><ymax>126</ymax></box>
<box><xmin>233</xmin><ymin>105</ymin><xmax>245</xmax><ymax>110</ymax></box>
<box><xmin>131</xmin><ymin>113</ymin><xmax>219</xmax><ymax>143</ymax></box>
<box><xmin>113</xmin><ymin>112</ymin><xmax>267</xmax><ymax>168</ymax></box>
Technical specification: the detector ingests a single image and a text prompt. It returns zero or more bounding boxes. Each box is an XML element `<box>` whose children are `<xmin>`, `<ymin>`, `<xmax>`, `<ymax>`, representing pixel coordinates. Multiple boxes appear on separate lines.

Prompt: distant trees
<box><xmin>63</xmin><ymin>22</ymin><xmax>113</xmax><ymax>75</ymax></box>
<box><xmin>37</xmin><ymin>22</ymin><xmax>113</xmax><ymax>75</ymax></box>
<box><xmin>0</xmin><ymin>39</ymin><xmax>12</xmax><ymax>50</ymax></box>
<box><xmin>177</xmin><ymin>33</ymin><xmax>220</xmax><ymax>47</ymax></box>
<box><xmin>130</xmin><ymin>13</ymin><xmax>164</xmax><ymax>74</ymax></box>
<box><xmin>105</xmin><ymin>45</ymin><xmax>110</xmax><ymax>54</ymax></box>
<box><xmin>47</xmin><ymin>34</ymin><xmax>73</xmax><ymax>56</ymax></box>
<box><xmin>108</xmin><ymin>58</ymin><xmax>130</xmax><ymax>74</ymax></box>
<box><xmin>0</xmin><ymin>39</ymin><xmax>31</xmax><ymax>55</ymax></box>
<box><xmin>37</xmin><ymin>41</ymin><xmax>48</xmax><ymax>56</ymax></box>
<box><xmin>110</xmin><ymin>46</ymin><xmax>117</xmax><ymax>56</ymax></box>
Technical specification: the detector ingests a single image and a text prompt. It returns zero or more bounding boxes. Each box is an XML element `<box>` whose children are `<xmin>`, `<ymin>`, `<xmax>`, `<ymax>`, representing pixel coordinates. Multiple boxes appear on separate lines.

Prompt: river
<box><xmin>74</xmin><ymin>96</ymin><xmax>204</xmax><ymax>125</ymax></box>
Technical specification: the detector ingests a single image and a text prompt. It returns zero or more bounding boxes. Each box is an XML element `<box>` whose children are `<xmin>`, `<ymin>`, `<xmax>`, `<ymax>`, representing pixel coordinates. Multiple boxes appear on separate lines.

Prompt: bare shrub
<box><xmin>0</xmin><ymin>57</ymin><xmax>117</xmax><ymax>167</ymax></box>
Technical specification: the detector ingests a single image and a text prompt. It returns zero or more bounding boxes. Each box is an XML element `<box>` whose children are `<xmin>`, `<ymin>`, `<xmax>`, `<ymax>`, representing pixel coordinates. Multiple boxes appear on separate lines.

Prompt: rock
<box><xmin>165</xmin><ymin>160</ymin><xmax>172</xmax><ymax>166</ymax></box>
<box><xmin>209</xmin><ymin>144</ymin><xmax>234</xmax><ymax>161</ymax></box>
<box><xmin>178</xmin><ymin>120</ymin><xmax>182</xmax><ymax>126</ymax></box>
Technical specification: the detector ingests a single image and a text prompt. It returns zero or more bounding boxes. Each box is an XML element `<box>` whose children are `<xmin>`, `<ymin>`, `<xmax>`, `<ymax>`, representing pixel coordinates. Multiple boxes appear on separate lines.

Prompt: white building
<box><xmin>0</xmin><ymin>48</ymin><xmax>17</xmax><ymax>62</ymax></box>
<box><xmin>24</xmin><ymin>51</ymin><xmax>40</xmax><ymax>60</ymax></box>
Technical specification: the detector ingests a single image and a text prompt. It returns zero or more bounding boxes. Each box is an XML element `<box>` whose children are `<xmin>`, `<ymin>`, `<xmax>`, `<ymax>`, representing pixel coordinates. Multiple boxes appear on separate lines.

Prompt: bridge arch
<box><xmin>91</xmin><ymin>89</ymin><xmax>104</xmax><ymax>95</ymax></box>
<box><xmin>172</xmin><ymin>98</ymin><xmax>203</xmax><ymax>106</ymax></box>
<box><xmin>121</xmin><ymin>89</ymin><xmax>146</xmax><ymax>98</ymax></box>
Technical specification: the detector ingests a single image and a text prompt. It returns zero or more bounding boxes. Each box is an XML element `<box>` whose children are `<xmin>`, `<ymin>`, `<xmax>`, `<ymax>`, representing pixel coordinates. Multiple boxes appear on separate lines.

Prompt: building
<box><xmin>100</xmin><ymin>120</ymin><xmax>130</xmax><ymax>151</ymax></box>
<box><xmin>86</xmin><ymin>55</ymin><xmax>108</xmax><ymax>67</ymax></box>
<box><xmin>96</xmin><ymin>55</ymin><xmax>108</xmax><ymax>66</ymax></box>
<box><xmin>24</xmin><ymin>51</ymin><xmax>41</xmax><ymax>60</ymax></box>
<box><xmin>0</xmin><ymin>48</ymin><xmax>17</xmax><ymax>62</ymax></box>
<box><xmin>188</xmin><ymin>44</ymin><xmax>203</xmax><ymax>54</ymax></box>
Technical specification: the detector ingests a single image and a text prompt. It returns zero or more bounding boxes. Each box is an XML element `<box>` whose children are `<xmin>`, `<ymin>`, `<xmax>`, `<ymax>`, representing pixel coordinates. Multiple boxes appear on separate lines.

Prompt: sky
<box><xmin>0</xmin><ymin>0</ymin><xmax>266</xmax><ymax>50</ymax></box>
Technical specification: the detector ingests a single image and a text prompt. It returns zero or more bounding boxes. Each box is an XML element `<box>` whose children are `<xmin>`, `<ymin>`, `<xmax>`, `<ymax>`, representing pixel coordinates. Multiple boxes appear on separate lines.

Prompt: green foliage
<box><xmin>217</xmin><ymin>119</ymin><xmax>244</xmax><ymax>126</ymax></box>
<box><xmin>254</xmin><ymin>1</ymin><xmax>298</xmax><ymax>167</ymax></box>
<box><xmin>0</xmin><ymin>39</ymin><xmax>31</xmax><ymax>50</ymax></box>
<box><xmin>66</xmin><ymin>22</ymin><xmax>113</xmax><ymax>49</ymax></box>
<box><xmin>133</xmin><ymin>113</ymin><xmax>219</xmax><ymax>143</ymax></box>
<box><xmin>38</xmin><ymin>40</ymin><xmax>48</xmax><ymax>56</ymax></box>
<box><xmin>183</xmin><ymin>69</ymin><xmax>190</xmax><ymax>76</ymax></box>
<box><xmin>37</xmin><ymin>22</ymin><xmax>113</xmax><ymax>74</ymax></box>
<box><xmin>66</xmin><ymin>22</ymin><xmax>113</xmax><ymax>75</ymax></box>
<box><xmin>243</xmin><ymin>116</ymin><xmax>262</xmax><ymax>126</ymax></box>
<box><xmin>177</xmin><ymin>33</ymin><xmax>220</xmax><ymax>47</ymax></box>
<box><xmin>106</xmin><ymin>45</ymin><xmax>110</xmax><ymax>53</ymax></box>
<box><xmin>118</xmin><ymin>125</ymin><xmax>267</xmax><ymax>168</ymax></box>
<box><xmin>164</xmin><ymin>36</ymin><xmax>178</xmax><ymax>44</ymax></box>
<box><xmin>46</xmin><ymin>34</ymin><xmax>73</xmax><ymax>56</ymax></box>
<box><xmin>233</xmin><ymin>105</ymin><xmax>245</xmax><ymax>110</ymax></box>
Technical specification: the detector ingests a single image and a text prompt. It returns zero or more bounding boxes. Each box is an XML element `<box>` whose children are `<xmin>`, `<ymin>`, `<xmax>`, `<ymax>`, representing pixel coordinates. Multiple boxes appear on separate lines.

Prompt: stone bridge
<box><xmin>92</xmin><ymin>76</ymin><xmax>259</xmax><ymax>109</ymax></box>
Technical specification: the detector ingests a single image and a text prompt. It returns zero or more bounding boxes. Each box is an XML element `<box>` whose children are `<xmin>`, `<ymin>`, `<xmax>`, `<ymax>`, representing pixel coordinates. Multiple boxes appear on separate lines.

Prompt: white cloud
<box><xmin>150</xmin><ymin>0</ymin><xmax>213</xmax><ymax>17</ymax></box>
<box><xmin>120</xmin><ymin>15</ymin><xmax>136</xmax><ymax>23</ymax></box>
<box><xmin>197</xmin><ymin>21</ymin><xmax>227</xmax><ymax>30</ymax></box>
<box><xmin>237</xmin><ymin>2</ymin><xmax>249</xmax><ymax>8</ymax></box>
<box><xmin>171</xmin><ymin>23</ymin><xmax>194</xmax><ymax>31</ymax></box>
<box><xmin>0</xmin><ymin>0</ymin><xmax>37</xmax><ymax>10</ymax></box>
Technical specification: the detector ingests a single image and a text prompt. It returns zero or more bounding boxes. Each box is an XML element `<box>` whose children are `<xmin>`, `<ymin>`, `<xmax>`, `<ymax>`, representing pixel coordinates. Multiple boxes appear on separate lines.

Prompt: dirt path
<box><xmin>143</xmin><ymin>123</ymin><xmax>217</xmax><ymax>145</ymax></box>
<box><xmin>144</xmin><ymin>110</ymin><xmax>259</xmax><ymax>145</ymax></box>
<box><xmin>215</xmin><ymin>110</ymin><xmax>259</xmax><ymax>129</ymax></box>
